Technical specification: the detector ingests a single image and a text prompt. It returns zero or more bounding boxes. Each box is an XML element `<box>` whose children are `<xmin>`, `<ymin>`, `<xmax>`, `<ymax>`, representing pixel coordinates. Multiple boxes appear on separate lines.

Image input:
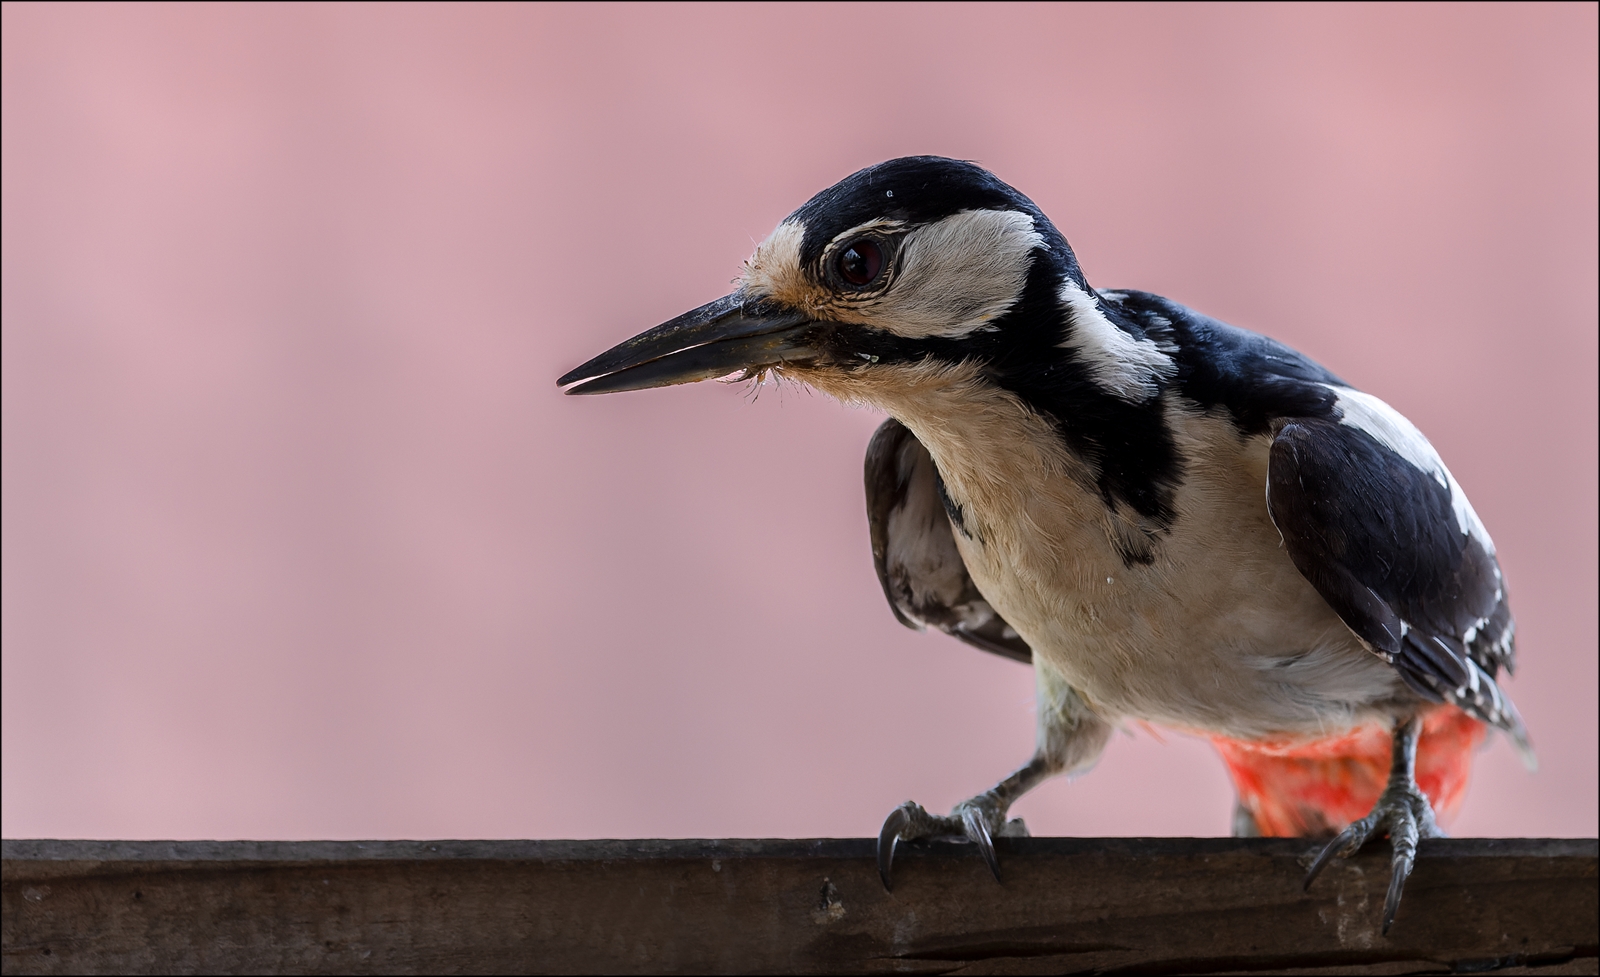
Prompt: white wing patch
<box><xmin>1326</xmin><ymin>385</ymin><xmax>1494</xmax><ymax>552</ymax></box>
<box><xmin>1058</xmin><ymin>280</ymin><xmax>1176</xmax><ymax>402</ymax></box>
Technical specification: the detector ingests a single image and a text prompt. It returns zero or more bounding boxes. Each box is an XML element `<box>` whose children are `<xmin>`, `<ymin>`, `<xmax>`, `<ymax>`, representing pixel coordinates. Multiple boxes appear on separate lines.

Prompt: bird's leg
<box><xmin>877</xmin><ymin>664</ymin><xmax>1113</xmax><ymax>890</ymax></box>
<box><xmin>1303</xmin><ymin>715</ymin><xmax>1443</xmax><ymax>934</ymax></box>
<box><xmin>877</xmin><ymin>757</ymin><xmax>1049</xmax><ymax>889</ymax></box>
<box><xmin>1231</xmin><ymin>800</ymin><xmax>1262</xmax><ymax>838</ymax></box>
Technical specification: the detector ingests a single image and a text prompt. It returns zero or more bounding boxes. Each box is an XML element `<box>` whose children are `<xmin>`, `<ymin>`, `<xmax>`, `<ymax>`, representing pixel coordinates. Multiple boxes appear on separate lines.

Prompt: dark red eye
<box><xmin>836</xmin><ymin>239</ymin><xmax>883</xmax><ymax>286</ymax></box>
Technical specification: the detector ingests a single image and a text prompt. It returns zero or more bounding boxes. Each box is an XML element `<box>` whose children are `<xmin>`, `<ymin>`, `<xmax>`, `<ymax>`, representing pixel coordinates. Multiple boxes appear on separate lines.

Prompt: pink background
<box><xmin>3</xmin><ymin>4</ymin><xmax>1595</xmax><ymax>841</ymax></box>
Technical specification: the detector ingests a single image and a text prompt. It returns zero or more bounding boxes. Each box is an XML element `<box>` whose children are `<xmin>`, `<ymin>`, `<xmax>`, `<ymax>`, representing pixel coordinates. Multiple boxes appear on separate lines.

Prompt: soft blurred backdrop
<box><xmin>3</xmin><ymin>3</ymin><xmax>1595</xmax><ymax>841</ymax></box>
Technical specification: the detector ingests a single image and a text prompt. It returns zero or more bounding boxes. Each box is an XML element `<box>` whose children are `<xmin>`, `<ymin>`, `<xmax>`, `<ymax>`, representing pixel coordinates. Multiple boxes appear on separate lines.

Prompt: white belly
<box><xmin>950</xmin><ymin>450</ymin><xmax>1407</xmax><ymax>741</ymax></box>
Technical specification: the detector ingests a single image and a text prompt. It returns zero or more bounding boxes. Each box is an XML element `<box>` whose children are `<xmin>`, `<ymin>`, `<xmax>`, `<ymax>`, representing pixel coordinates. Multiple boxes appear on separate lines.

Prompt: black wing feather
<box><xmin>1266</xmin><ymin>418</ymin><xmax>1528</xmax><ymax>754</ymax></box>
<box><xmin>865</xmin><ymin>418</ymin><xmax>1032</xmax><ymax>664</ymax></box>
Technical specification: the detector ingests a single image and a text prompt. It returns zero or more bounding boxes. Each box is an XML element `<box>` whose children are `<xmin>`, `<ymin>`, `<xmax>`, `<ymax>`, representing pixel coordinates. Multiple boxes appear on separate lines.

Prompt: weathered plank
<box><xmin>2</xmin><ymin>838</ymin><xmax>1595</xmax><ymax>975</ymax></box>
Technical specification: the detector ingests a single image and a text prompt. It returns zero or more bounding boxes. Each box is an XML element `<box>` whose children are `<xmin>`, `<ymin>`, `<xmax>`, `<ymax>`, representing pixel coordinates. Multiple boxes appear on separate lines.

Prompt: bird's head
<box><xmin>557</xmin><ymin>157</ymin><xmax>1093</xmax><ymax>404</ymax></box>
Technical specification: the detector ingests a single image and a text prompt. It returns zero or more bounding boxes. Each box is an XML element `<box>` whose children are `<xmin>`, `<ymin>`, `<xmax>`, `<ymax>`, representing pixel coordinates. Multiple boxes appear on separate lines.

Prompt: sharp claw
<box><xmin>1382</xmin><ymin>848</ymin><xmax>1414</xmax><ymax>935</ymax></box>
<box><xmin>877</xmin><ymin>806</ymin><xmax>910</xmax><ymax>891</ymax></box>
<box><xmin>1303</xmin><ymin>821</ymin><xmax>1364</xmax><ymax>891</ymax></box>
<box><xmin>1382</xmin><ymin>805</ymin><xmax>1420</xmax><ymax>936</ymax></box>
<box><xmin>878</xmin><ymin>795</ymin><xmax>1016</xmax><ymax>890</ymax></box>
<box><xmin>961</xmin><ymin>807</ymin><xmax>1002</xmax><ymax>882</ymax></box>
<box><xmin>1302</xmin><ymin>785</ymin><xmax>1433</xmax><ymax>934</ymax></box>
<box><xmin>1304</xmin><ymin>718</ymin><xmax>1436</xmax><ymax>935</ymax></box>
<box><xmin>1303</xmin><ymin>832</ymin><xmax>1347</xmax><ymax>891</ymax></box>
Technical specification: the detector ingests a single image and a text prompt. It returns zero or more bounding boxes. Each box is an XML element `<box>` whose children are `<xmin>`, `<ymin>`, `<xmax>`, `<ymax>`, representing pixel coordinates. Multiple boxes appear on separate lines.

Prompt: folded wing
<box><xmin>865</xmin><ymin>418</ymin><xmax>1031</xmax><ymax>664</ymax></box>
<box><xmin>1265</xmin><ymin>389</ymin><xmax>1530</xmax><ymax>762</ymax></box>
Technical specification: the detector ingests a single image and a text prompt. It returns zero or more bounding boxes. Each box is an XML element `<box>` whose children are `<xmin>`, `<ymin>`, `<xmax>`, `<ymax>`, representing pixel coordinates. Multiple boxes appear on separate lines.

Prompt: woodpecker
<box><xmin>558</xmin><ymin>156</ymin><xmax>1532</xmax><ymax>933</ymax></box>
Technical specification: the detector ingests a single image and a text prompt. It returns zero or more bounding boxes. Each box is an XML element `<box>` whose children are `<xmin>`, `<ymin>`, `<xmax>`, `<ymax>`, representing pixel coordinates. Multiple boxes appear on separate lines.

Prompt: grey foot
<box><xmin>877</xmin><ymin>793</ymin><xmax>1029</xmax><ymax>890</ymax></box>
<box><xmin>1231</xmin><ymin>800</ymin><xmax>1261</xmax><ymax>838</ymax></box>
<box><xmin>1302</xmin><ymin>780</ymin><xmax>1443</xmax><ymax>934</ymax></box>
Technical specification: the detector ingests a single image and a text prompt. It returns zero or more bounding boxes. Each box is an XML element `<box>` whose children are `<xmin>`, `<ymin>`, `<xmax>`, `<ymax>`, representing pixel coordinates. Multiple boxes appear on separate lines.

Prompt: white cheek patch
<box><xmin>1058</xmin><ymin>280</ymin><xmax>1176</xmax><ymax>402</ymax></box>
<box><xmin>1327</xmin><ymin>385</ymin><xmax>1494</xmax><ymax>551</ymax></box>
<box><xmin>862</xmin><ymin>209</ymin><xmax>1045</xmax><ymax>339</ymax></box>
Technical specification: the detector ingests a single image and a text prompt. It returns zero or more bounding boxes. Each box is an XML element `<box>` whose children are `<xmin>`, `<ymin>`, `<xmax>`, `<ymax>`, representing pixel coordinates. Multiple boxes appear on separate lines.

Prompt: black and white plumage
<box><xmin>558</xmin><ymin>156</ymin><xmax>1530</xmax><ymax>930</ymax></box>
<box><xmin>854</xmin><ymin>282</ymin><xmax>1526</xmax><ymax>746</ymax></box>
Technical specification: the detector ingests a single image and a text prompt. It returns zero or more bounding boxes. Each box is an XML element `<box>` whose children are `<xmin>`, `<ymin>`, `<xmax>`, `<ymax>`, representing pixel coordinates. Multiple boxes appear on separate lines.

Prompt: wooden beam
<box><xmin>3</xmin><ymin>838</ymin><xmax>1595</xmax><ymax>974</ymax></box>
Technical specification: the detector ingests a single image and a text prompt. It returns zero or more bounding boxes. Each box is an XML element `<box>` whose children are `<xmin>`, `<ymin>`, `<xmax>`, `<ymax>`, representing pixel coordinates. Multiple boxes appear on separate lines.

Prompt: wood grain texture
<box><xmin>3</xmin><ymin>838</ymin><xmax>1595</xmax><ymax>975</ymax></box>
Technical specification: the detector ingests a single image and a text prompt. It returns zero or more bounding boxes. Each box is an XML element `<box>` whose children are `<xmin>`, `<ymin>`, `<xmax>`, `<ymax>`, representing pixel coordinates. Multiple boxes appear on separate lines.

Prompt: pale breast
<box><xmin>794</xmin><ymin>361</ymin><xmax>1409</xmax><ymax>740</ymax></box>
<box><xmin>928</xmin><ymin>394</ymin><xmax>1407</xmax><ymax>740</ymax></box>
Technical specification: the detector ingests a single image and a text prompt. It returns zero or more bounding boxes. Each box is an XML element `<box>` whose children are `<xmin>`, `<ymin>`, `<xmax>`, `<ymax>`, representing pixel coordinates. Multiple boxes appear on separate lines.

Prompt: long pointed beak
<box><xmin>557</xmin><ymin>292</ymin><xmax>816</xmax><ymax>395</ymax></box>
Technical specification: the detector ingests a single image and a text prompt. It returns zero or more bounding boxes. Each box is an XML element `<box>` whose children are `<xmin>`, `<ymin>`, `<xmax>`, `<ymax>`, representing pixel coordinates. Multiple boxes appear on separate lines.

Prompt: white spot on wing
<box><xmin>1326</xmin><ymin>385</ymin><xmax>1494</xmax><ymax>552</ymax></box>
<box><xmin>1058</xmin><ymin>280</ymin><xmax>1176</xmax><ymax>402</ymax></box>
